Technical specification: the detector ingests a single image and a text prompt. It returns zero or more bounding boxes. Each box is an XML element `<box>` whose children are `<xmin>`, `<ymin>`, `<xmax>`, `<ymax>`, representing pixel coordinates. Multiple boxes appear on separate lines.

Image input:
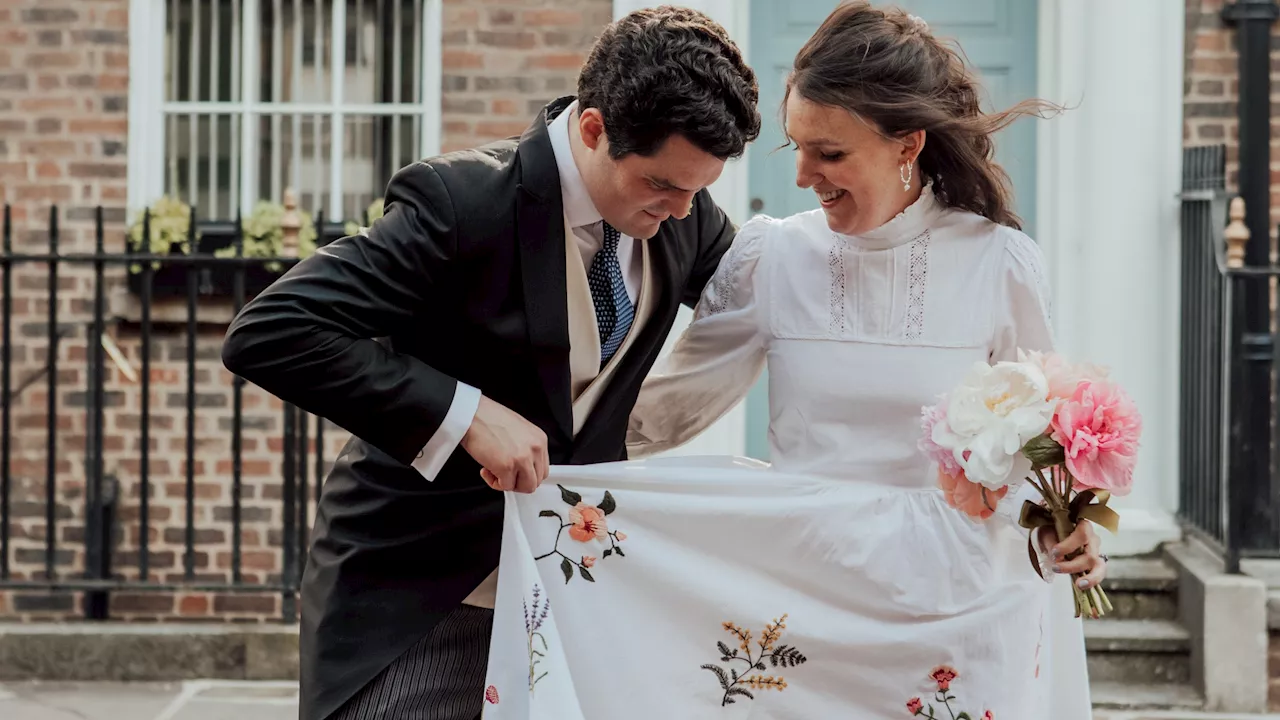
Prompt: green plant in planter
<box><xmin>127</xmin><ymin>196</ymin><xmax>199</xmax><ymax>272</ymax></box>
<box><xmin>214</xmin><ymin>200</ymin><xmax>318</xmax><ymax>272</ymax></box>
<box><xmin>344</xmin><ymin>197</ymin><xmax>385</xmax><ymax>237</ymax></box>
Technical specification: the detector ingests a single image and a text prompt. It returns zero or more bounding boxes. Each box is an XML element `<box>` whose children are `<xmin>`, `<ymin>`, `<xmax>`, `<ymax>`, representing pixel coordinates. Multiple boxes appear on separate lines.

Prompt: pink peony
<box><xmin>919</xmin><ymin>400</ymin><xmax>963</xmax><ymax>476</ymax></box>
<box><xmin>938</xmin><ymin>467</ymin><xmax>1008</xmax><ymax>520</ymax></box>
<box><xmin>1050</xmin><ymin>379</ymin><xmax>1142</xmax><ymax>495</ymax></box>
<box><xmin>1019</xmin><ymin>349</ymin><xmax>1110</xmax><ymax>402</ymax></box>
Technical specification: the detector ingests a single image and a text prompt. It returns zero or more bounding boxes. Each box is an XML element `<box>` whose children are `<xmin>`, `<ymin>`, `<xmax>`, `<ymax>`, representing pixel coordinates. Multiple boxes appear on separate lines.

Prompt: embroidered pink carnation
<box><xmin>919</xmin><ymin>400</ymin><xmax>963</xmax><ymax>476</ymax></box>
<box><xmin>1050</xmin><ymin>379</ymin><xmax>1142</xmax><ymax>495</ymax></box>
<box><xmin>930</xmin><ymin>665</ymin><xmax>958</xmax><ymax>691</ymax></box>
<box><xmin>906</xmin><ymin>697</ymin><xmax>923</xmax><ymax>714</ymax></box>
<box><xmin>938</xmin><ymin>467</ymin><xmax>1008</xmax><ymax>520</ymax></box>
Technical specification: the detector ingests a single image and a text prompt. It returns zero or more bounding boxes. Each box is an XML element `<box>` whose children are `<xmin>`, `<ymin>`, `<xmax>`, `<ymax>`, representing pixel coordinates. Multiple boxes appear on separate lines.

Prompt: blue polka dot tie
<box><xmin>587</xmin><ymin>221</ymin><xmax>634</xmax><ymax>368</ymax></box>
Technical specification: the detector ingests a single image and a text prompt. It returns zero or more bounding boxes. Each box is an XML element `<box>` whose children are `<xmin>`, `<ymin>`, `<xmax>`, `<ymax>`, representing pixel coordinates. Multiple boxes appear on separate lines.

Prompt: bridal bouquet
<box><xmin>918</xmin><ymin>350</ymin><xmax>1142</xmax><ymax>618</ymax></box>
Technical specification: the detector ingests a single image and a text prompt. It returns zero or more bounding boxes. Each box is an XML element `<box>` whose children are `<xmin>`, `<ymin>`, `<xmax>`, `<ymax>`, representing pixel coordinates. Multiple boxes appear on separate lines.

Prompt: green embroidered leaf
<box><xmin>560</xmin><ymin>557</ymin><xmax>573</xmax><ymax>584</ymax></box>
<box><xmin>701</xmin><ymin>664</ymin><xmax>731</xmax><ymax>691</ymax></box>
<box><xmin>579</xmin><ymin>567</ymin><xmax>595</xmax><ymax>582</ymax></box>
<box><xmin>603</xmin><ymin>548</ymin><xmax>613</xmax><ymax>558</ymax></box>
<box><xmin>613</xmin><ymin>546</ymin><xmax>626</xmax><ymax>557</ymax></box>
<box><xmin>730</xmin><ymin>668</ymin><xmax>739</xmax><ymax>682</ymax></box>
<box><xmin>558</xmin><ymin>485</ymin><xmax>583</xmax><ymax>506</ymax></box>
<box><xmin>755</xmin><ymin>662</ymin><xmax>766</xmax><ymax>671</ymax></box>
<box><xmin>956</xmin><ymin>713</ymin><xmax>973</xmax><ymax>720</ymax></box>
<box><xmin>599</xmin><ymin>491</ymin><xmax>617</xmax><ymax>515</ymax></box>
<box><xmin>538</xmin><ymin>510</ymin><xmax>560</xmax><ymax>519</ymax></box>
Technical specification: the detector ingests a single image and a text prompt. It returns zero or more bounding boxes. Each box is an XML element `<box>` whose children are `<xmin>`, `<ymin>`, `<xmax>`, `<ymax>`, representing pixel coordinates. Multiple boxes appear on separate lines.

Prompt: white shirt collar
<box><xmin>548</xmin><ymin>100</ymin><xmax>604</xmax><ymax>230</ymax></box>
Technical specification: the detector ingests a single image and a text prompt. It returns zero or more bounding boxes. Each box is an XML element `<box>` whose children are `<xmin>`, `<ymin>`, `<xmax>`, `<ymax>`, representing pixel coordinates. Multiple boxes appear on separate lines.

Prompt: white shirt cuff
<box><xmin>410</xmin><ymin>381</ymin><xmax>482</xmax><ymax>481</ymax></box>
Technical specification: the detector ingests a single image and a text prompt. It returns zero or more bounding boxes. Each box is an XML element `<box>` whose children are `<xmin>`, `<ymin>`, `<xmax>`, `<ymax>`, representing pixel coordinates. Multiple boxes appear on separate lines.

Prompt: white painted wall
<box><xmin>1036</xmin><ymin>0</ymin><xmax>1185</xmax><ymax>555</ymax></box>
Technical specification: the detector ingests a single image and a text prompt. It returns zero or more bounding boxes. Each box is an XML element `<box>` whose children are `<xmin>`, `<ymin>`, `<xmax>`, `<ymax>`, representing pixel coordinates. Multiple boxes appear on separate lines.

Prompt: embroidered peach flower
<box><xmin>906</xmin><ymin>697</ymin><xmax>923</xmax><ymax>714</ymax></box>
<box><xmin>938</xmin><ymin>467</ymin><xmax>1008</xmax><ymax>520</ymax></box>
<box><xmin>568</xmin><ymin>503</ymin><xmax>608</xmax><ymax>542</ymax></box>
<box><xmin>581</xmin><ymin>555</ymin><xmax>596</xmax><ymax>568</ymax></box>
<box><xmin>930</xmin><ymin>665</ymin><xmax>958</xmax><ymax>691</ymax></box>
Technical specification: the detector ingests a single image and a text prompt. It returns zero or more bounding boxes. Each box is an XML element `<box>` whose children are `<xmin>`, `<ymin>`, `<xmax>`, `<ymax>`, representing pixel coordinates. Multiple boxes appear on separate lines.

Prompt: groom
<box><xmin>220</xmin><ymin>7</ymin><xmax>760</xmax><ymax>720</ymax></box>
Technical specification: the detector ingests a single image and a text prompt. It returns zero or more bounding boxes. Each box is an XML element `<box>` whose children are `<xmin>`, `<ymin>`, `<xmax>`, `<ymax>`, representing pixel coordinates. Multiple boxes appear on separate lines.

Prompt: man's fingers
<box><xmin>514</xmin><ymin>458</ymin><xmax>539</xmax><ymax>494</ymax></box>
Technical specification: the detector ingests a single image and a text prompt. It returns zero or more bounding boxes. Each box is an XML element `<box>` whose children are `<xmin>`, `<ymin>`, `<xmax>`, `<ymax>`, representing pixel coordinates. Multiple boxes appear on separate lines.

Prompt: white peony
<box><xmin>931</xmin><ymin>361</ymin><xmax>1056</xmax><ymax>490</ymax></box>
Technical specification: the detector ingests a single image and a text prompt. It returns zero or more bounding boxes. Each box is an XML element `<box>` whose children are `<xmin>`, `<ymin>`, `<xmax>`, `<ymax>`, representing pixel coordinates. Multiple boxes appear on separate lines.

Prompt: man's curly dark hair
<box><xmin>576</xmin><ymin>6</ymin><xmax>761</xmax><ymax>161</ymax></box>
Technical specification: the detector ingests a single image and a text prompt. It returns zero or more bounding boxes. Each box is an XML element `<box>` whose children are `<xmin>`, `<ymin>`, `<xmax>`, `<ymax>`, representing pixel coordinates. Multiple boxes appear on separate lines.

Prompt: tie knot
<box><xmin>601</xmin><ymin>221</ymin><xmax>620</xmax><ymax>251</ymax></box>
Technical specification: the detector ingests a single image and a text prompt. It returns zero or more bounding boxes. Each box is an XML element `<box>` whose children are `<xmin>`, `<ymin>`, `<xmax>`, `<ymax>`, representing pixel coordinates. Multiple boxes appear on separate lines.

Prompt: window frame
<box><xmin>126</xmin><ymin>0</ymin><xmax>443</xmax><ymax>221</ymax></box>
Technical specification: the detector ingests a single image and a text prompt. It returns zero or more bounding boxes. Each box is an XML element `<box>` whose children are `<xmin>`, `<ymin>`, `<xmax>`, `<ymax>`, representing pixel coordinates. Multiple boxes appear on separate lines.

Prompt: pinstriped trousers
<box><xmin>328</xmin><ymin>605</ymin><xmax>494</xmax><ymax>720</ymax></box>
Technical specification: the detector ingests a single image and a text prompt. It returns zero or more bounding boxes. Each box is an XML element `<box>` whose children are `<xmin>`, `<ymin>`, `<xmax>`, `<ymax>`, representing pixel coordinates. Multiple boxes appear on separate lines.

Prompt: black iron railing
<box><xmin>1178</xmin><ymin>144</ymin><xmax>1280</xmax><ymax>572</ymax></box>
<box><xmin>0</xmin><ymin>204</ymin><xmax>346</xmax><ymax>621</ymax></box>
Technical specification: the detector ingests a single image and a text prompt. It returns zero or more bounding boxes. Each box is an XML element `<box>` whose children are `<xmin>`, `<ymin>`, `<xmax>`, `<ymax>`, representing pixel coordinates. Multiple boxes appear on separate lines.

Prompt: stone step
<box><xmin>1090</xmin><ymin>680</ymin><xmax>1204</xmax><ymax>711</ymax></box>
<box><xmin>1085</xmin><ymin>619</ymin><xmax>1191</xmax><ymax>685</ymax></box>
<box><xmin>1101</xmin><ymin>558</ymin><xmax>1180</xmax><ymax>621</ymax></box>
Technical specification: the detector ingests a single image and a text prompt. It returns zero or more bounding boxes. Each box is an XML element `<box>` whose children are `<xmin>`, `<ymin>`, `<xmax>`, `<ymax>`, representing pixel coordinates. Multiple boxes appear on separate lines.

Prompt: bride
<box><xmin>626</xmin><ymin>3</ymin><xmax>1104</xmax><ymax>717</ymax></box>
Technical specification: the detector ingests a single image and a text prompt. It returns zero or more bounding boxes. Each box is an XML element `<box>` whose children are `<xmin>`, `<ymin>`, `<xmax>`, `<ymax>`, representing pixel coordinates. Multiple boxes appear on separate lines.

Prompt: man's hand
<box><xmin>461</xmin><ymin>395</ymin><xmax>549</xmax><ymax>494</ymax></box>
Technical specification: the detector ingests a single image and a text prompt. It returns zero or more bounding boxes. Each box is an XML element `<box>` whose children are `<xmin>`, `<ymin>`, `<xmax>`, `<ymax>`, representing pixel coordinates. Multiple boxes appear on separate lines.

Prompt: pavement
<box><xmin>4</xmin><ymin>681</ymin><xmax>1280</xmax><ymax>720</ymax></box>
<box><xmin>0</xmin><ymin>681</ymin><xmax>297</xmax><ymax>720</ymax></box>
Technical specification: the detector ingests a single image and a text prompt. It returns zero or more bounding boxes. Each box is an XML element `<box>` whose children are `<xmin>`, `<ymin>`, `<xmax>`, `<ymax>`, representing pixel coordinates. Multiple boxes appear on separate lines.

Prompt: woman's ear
<box><xmin>901</xmin><ymin>129</ymin><xmax>926</xmax><ymax>164</ymax></box>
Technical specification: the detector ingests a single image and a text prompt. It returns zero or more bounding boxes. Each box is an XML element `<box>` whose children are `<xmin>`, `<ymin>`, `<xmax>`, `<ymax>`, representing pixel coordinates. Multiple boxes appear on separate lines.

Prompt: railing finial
<box><xmin>281</xmin><ymin>188</ymin><xmax>300</xmax><ymax>258</ymax></box>
<box><xmin>1225</xmin><ymin>196</ymin><xmax>1250</xmax><ymax>268</ymax></box>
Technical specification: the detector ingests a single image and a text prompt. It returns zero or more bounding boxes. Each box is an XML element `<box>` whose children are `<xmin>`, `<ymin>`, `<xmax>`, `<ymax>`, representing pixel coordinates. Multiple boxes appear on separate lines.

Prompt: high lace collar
<box><xmin>834</xmin><ymin>182</ymin><xmax>942</xmax><ymax>251</ymax></box>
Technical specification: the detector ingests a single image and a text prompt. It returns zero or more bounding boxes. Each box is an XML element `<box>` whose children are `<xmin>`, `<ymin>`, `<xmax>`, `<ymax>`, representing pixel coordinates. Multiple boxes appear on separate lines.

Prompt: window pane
<box><xmin>260</xmin><ymin>0</ymin><xmax>331</xmax><ymax>104</ymax></box>
<box><xmin>167</xmin><ymin>0</ymin><xmax>241</xmax><ymax>103</ymax></box>
<box><xmin>165</xmin><ymin>113</ymin><xmax>240</xmax><ymax>220</ymax></box>
<box><xmin>341</xmin><ymin>113</ymin><xmax>421</xmax><ymax>219</ymax></box>
<box><xmin>257</xmin><ymin>114</ymin><xmax>331</xmax><ymax>216</ymax></box>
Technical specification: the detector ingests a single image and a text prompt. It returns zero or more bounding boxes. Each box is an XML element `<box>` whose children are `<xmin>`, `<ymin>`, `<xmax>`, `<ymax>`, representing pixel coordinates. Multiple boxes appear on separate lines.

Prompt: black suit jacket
<box><xmin>220</xmin><ymin>96</ymin><xmax>736</xmax><ymax>720</ymax></box>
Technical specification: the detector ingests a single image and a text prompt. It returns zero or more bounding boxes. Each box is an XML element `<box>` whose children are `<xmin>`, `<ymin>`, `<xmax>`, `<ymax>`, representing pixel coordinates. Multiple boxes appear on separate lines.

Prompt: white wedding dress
<box><xmin>479</xmin><ymin>184</ymin><xmax>1092</xmax><ymax>720</ymax></box>
<box><xmin>625</xmin><ymin>184</ymin><xmax>1092</xmax><ymax>718</ymax></box>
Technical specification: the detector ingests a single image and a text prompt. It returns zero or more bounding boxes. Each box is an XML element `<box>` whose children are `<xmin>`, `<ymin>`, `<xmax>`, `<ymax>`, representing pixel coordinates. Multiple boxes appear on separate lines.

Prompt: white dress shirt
<box><xmin>411</xmin><ymin>101</ymin><xmax>641</xmax><ymax>480</ymax></box>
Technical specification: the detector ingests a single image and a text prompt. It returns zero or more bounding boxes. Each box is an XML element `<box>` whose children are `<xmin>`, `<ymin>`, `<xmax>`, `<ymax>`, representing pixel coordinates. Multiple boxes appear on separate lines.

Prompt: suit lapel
<box><xmin>572</xmin><ymin>230</ymin><xmax>679</xmax><ymax>450</ymax></box>
<box><xmin>515</xmin><ymin>98</ymin><xmax>575</xmax><ymax>441</ymax></box>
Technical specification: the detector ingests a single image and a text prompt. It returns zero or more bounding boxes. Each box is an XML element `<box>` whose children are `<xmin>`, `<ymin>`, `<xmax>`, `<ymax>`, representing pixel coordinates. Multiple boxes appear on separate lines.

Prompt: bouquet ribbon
<box><xmin>1017</xmin><ymin>489</ymin><xmax>1120</xmax><ymax>580</ymax></box>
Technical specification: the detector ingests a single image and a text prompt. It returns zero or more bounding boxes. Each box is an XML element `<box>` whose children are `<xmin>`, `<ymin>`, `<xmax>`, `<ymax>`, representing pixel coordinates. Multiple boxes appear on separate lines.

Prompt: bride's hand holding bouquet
<box><xmin>918</xmin><ymin>350</ymin><xmax>1142</xmax><ymax>619</ymax></box>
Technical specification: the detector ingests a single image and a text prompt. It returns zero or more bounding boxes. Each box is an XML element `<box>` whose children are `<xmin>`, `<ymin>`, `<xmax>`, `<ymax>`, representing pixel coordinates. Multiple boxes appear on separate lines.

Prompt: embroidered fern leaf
<box><xmin>726</xmin><ymin>687</ymin><xmax>754</xmax><ymax>701</ymax></box>
<box><xmin>701</xmin><ymin>663</ymin><xmax>731</xmax><ymax>691</ymax></box>
<box><xmin>717</xmin><ymin>641</ymin><xmax>732</xmax><ymax>657</ymax></box>
<box><xmin>770</xmin><ymin>645</ymin><xmax>808</xmax><ymax>667</ymax></box>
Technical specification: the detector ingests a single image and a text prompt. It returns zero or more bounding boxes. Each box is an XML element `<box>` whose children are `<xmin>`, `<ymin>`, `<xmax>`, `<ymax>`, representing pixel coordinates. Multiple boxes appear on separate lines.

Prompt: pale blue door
<box><xmin>743</xmin><ymin>0</ymin><xmax>1039</xmax><ymax>459</ymax></box>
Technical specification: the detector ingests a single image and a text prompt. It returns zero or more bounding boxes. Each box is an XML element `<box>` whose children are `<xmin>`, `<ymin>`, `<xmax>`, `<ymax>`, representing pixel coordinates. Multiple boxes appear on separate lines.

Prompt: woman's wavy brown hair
<box><xmin>783</xmin><ymin>1</ymin><xmax>1062</xmax><ymax>230</ymax></box>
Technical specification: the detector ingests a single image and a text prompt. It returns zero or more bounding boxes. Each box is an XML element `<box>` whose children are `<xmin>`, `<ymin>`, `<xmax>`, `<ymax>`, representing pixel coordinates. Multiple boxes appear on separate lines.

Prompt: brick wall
<box><xmin>1183</xmin><ymin>0</ymin><xmax>1280</xmax><ymax>241</ymax></box>
<box><xmin>441</xmin><ymin>0</ymin><xmax>613</xmax><ymax>152</ymax></box>
<box><xmin>0</xmin><ymin>0</ymin><xmax>614</xmax><ymax>622</ymax></box>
